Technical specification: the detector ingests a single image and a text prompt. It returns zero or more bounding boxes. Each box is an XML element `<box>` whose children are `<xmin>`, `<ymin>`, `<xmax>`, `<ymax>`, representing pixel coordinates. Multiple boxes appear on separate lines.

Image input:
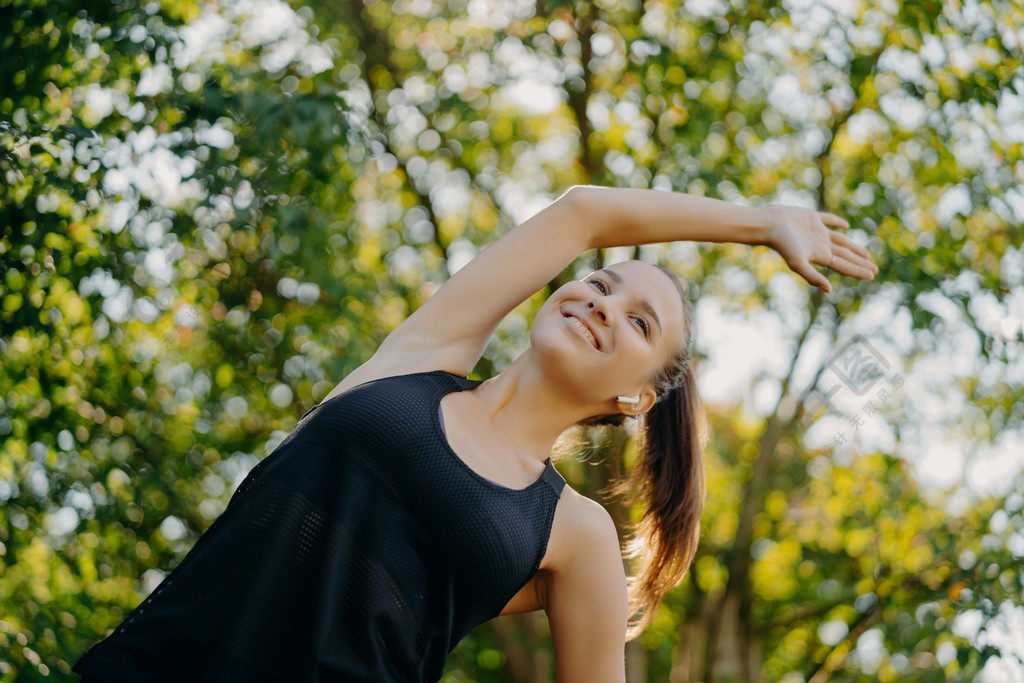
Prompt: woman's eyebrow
<box><xmin>599</xmin><ymin>269</ymin><xmax>662</xmax><ymax>337</ymax></box>
<box><xmin>599</xmin><ymin>268</ymin><xmax>623</xmax><ymax>284</ymax></box>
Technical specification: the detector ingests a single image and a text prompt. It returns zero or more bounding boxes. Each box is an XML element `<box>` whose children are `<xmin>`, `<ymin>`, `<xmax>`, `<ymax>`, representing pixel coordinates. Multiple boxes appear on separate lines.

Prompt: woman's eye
<box><xmin>633</xmin><ymin>317</ymin><xmax>649</xmax><ymax>335</ymax></box>
<box><xmin>589</xmin><ymin>279</ymin><xmax>607</xmax><ymax>293</ymax></box>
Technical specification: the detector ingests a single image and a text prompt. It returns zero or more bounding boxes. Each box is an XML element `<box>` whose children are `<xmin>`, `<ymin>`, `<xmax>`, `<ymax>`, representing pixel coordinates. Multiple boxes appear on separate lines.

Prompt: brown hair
<box><xmin>581</xmin><ymin>267</ymin><xmax>707</xmax><ymax>638</ymax></box>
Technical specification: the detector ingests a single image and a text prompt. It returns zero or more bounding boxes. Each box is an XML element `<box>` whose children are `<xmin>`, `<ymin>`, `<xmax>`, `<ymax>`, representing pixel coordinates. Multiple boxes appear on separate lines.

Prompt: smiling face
<box><xmin>529</xmin><ymin>260</ymin><xmax>687</xmax><ymax>409</ymax></box>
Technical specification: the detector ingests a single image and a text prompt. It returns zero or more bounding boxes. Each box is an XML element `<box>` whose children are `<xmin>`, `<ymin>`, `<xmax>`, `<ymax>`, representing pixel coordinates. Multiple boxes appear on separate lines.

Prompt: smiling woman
<box><xmin>73</xmin><ymin>184</ymin><xmax>877</xmax><ymax>683</ymax></box>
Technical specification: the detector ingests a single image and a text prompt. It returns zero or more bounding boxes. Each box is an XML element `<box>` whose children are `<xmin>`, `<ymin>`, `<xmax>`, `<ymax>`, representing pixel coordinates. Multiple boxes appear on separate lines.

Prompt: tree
<box><xmin>2</xmin><ymin>0</ymin><xmax>1022</xmax><ymax>680</ymax></box>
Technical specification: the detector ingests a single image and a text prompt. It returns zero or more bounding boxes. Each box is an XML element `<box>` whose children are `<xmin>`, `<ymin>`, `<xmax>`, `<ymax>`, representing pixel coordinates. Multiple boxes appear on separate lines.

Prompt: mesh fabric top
<box><xmin>74</xmin><ymin>369</ymin><xmax>567</xmax><ymax>683</ymax></box>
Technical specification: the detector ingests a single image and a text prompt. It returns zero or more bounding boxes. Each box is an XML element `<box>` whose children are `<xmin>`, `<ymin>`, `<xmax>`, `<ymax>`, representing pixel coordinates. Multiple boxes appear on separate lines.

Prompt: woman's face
<box><xmin>530</xmin><ymin>260</ymin><xmax>686</xmax><ymax>406</ymax></box>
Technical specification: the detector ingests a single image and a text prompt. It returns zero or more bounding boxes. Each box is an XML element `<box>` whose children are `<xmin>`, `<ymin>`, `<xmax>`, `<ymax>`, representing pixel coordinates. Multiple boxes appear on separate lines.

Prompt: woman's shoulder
<box><xmin>559</xmin><ymin>486</ymin><xmax>614</xmax><ymax>525</ymax></box>
<box><xmin>544</xmin><ymin>486</ymin><xmax>620</xmax><ymax>571</ymax></box>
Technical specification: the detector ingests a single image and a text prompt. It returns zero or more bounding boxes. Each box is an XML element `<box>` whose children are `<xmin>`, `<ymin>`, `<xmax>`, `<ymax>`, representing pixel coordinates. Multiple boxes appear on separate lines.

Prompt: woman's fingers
<box><xmin>770</xmin><ymin>206</ymin><xmax>877</xmax><ymax>291</ymax></box>
<box><xmin>817</xmin><ymin>212</ymin><xmax>878</xmax><ymax>270</ymax></box>
<box><xmin>793</xmin><ymin>258</ymin><xmax>832</xmax><ymax>292</ymax></box>
<box><xmin>829</xmin><ymin>245</ymin><xmax>877</xmax><ymax>280</ymax></box>
<box><xmin>829</xmin><ymin>230</ymin><xmax>871</xmax><ymax>259</ymax></box>
<box><xmin>790</xmin><ymin>253</ymin><xmax>831</xmax><ymax>290</ymax></box>
<box><xmin>825</xmin><ymin>227</ymin><xmax>879</xmax><ymax>280</ymax></box>
<box><xmin>819</xmin><ymin>212</ymin><xmax>850</xmax><ymax>230</ymax></box>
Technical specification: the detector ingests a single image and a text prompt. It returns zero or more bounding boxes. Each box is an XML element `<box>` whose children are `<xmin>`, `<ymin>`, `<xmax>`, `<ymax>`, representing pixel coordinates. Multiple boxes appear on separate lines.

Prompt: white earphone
<box><xmin>616</xmin><ymin>395</ymin><xmax>640</xmax><ymax>404</ymax></box>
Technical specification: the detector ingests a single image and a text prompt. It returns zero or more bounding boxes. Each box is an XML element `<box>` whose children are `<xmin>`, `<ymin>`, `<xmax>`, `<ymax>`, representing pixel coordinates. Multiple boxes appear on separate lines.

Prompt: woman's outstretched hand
<box><xmin>763</xmin><ymin>205</ymin><xmax>878</xmax><ymax>294</ymax></box>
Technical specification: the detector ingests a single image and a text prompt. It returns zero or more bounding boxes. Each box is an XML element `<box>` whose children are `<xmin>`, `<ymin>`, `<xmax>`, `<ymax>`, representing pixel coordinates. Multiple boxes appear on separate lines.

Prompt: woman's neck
<box><xmin>468</xmin><ymin>350</ymin><xmax>600</xmax><ymax>466</ymax></box>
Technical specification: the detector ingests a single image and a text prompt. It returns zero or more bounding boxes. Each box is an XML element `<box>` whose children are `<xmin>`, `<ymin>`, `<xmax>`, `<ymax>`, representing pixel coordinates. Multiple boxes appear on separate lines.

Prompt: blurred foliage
<box><xmin>2</xmin><ymin>0</ymin><xmax>1023</xmax><ymax>681</ymax></box>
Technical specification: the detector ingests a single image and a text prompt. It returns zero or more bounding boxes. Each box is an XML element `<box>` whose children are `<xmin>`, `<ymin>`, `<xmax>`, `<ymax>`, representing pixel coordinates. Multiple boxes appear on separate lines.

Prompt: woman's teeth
<box><xmin>569</xmin><ymin>316</ymin><xmax>598</xmax><ymax>348</ymax></box>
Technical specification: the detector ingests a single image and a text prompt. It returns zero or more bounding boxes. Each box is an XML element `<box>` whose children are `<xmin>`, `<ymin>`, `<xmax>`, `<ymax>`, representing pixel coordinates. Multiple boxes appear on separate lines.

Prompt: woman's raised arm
<box><xmin>343</xmin><ymin>185</ymin><xmax>873</xmax><ymax>383</ymax></box>
<box><xmin>571</xmin><ymin>185</ymin><xmax>875</xmax><ymax>291</ymax></box>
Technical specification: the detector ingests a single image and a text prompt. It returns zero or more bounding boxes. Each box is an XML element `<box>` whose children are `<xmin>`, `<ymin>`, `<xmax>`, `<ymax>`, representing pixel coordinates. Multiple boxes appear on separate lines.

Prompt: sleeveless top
<box><xmin>73</xmin><ymin>370</ymin><xmax>567</xmax><ymax>683</ymax></box>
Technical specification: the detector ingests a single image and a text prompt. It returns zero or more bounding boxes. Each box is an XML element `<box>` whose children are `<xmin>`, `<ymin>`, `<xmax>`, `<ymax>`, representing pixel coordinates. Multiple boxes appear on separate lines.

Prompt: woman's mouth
<box><xmin>564</xmin><ymin>312</ymin><xmax>601</xmax><ymax>350</ymax></box>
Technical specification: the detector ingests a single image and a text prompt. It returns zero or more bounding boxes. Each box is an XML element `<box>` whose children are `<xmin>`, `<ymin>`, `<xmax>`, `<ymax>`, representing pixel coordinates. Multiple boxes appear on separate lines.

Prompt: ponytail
<box><xmin>616</xmin><ymin>361</ymin><xmax>706</xmax><ymax>638</ymax></box>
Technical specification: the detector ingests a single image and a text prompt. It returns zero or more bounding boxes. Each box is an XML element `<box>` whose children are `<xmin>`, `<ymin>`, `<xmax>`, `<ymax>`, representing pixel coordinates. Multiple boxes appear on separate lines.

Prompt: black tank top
<box><xmin>73</xmin><ymin>370</ymin><xmax>566</xmax><ymax>682</ymax></box>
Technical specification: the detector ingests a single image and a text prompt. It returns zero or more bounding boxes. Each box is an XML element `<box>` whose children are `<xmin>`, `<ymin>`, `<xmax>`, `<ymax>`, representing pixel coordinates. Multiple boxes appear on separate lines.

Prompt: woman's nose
<box><xmin>587</xmin><ymin>299</ymin><xmax>610</xmax><ymax>323</ymax></box>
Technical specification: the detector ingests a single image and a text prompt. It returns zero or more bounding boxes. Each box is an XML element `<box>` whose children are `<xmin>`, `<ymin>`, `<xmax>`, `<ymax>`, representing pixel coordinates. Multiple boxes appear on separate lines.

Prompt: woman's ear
<box><xmin>617</xmin><ymin>388</ymin><xmax>656</xmax><ymax>416</ymax></box>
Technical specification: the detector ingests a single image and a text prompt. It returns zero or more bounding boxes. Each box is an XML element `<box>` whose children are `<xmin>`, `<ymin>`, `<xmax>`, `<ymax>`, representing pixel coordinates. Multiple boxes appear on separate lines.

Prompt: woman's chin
<box><xmin>530</xmin><ymin>335</ymin><xmax>602</xmax><ymax>384</ymax></box>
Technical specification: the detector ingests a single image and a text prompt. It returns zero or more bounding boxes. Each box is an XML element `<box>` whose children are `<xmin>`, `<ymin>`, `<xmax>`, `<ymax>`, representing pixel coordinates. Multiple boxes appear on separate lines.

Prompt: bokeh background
<box><xmin>2</xmin><ymin>0</ymin><xmax>1023</xmax><ymax>680</ymax></box>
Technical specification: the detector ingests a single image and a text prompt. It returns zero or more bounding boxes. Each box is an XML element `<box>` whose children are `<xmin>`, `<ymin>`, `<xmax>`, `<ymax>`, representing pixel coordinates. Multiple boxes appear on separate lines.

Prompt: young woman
<box><xmin>74</xmin><ymin>185</ymin><xmax>876</xmax><ymax>683</ymax></box>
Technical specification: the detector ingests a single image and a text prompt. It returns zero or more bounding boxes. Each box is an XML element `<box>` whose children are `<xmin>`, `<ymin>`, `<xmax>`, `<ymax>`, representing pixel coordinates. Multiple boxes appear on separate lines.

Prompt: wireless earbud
<box><xmin>616</xmin><ymin>395</ymin><xmax>640</xmax><ymax>404</ymax></box>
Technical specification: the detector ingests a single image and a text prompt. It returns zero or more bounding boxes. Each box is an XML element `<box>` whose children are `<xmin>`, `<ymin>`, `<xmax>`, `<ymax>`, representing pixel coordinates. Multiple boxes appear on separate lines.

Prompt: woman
<box><xmin>74</xmin><ymin>185</ymin><xmax>876</xmax><ymax>682</ymax></box>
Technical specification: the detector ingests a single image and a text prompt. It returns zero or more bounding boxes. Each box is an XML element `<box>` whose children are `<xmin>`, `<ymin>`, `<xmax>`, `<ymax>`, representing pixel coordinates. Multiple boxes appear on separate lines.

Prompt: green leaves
<box><xmin>3</xmin><ymin>0</ymin><xmax>1022</xmax><ymax>681</ymax></box>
